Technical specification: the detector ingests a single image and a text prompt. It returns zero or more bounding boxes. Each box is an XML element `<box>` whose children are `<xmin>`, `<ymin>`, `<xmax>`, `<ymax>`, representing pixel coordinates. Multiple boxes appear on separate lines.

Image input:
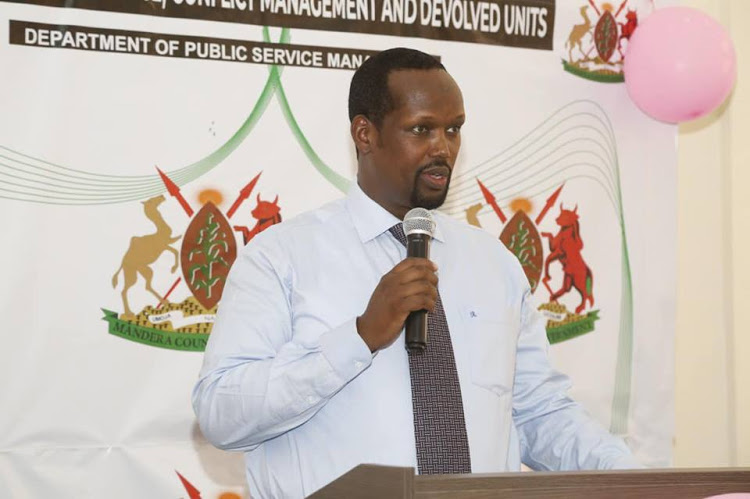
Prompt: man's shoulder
<box><xmin>435</xmin><ymin>211</ymin><xmax>504</xmax><ymax>247</ymax></box>
<box><xmin>434</xmin><ymin>211</ymin><xmax>523</xmax><ymax>267</ymax></box>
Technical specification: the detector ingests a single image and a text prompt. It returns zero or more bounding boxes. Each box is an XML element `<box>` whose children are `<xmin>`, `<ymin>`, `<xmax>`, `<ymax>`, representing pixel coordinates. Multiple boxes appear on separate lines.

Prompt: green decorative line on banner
<box><xmin>0</xmin><ymin>25</ymin><xmax>351</xmax><ymax>203</ymax></box>
<box><xmin>444</xmin><ymin>112</ymin><xmax>622</xmax><ymax>215</ymax></box>
<box><xmin>102</xmin><ymin>309</ymin><xmax>209</xmax><ymax>352</ymax></box>
<box><xmin>546</xmin><ymin>310</ymin><xmax>599</xmax><ymax>344</ymax></box>
<box><xmin>0</xmin><ymin>28</ymin><xmax>291</xmax><ymax>204</ymax></box>
<box><xmin>609</xmin><ymin>173</ymin><xmax>634</xmax><ymax>435</ymax></box>
<box><xmin>167</xmin><ymin>27</ymin><xmax>292</xmax><ymax>185</ymax></box>
<box><xmin>261</xmin><ymin>27</ymin><xmax>350</xmax><ymax>193</ymax></box>
<box><xmin>561</xmin><ymin>60</ymin><xmax>624</xmax><ymax>83</ymax></box>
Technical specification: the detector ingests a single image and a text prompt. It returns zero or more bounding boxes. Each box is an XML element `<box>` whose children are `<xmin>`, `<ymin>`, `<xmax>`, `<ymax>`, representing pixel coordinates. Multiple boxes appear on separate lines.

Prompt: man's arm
<box><xmin>191</xmin><ymin>242</ymin><xmax>374</xmax><ymax>452</ymax></box>
<box><xmin>192</xmin><ymin>235</ymin><xmax>439</xmax><ymax>452</ymax></box>
<box><xmin>511</xmin><ymin>286</ymin><xmax>643</xmax><ymax>470</ymax></box>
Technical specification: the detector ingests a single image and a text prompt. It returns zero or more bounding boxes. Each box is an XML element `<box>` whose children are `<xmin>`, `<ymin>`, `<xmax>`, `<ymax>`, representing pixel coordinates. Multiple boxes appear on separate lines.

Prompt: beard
<box><xmin>409</xmin><ymin>162</ymin><xmax>451</xmax><ymax>210</ymax></box>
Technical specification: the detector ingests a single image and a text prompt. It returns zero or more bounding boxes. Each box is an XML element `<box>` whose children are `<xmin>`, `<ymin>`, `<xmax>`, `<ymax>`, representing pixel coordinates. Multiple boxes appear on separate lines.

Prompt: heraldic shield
<box><xmin>594</xmin><ymin>9</ymin><xmax>618</xmax><ymax>62</ymax></box>
<box><xmin>181</xmin><ymin>202</ymin><xmax>237</xmax><ymax>310</ymax></box>
<box><xmin>499</xmin><ymin>210</ymin><xmax>544</xmax><ymax>293</ymax></box>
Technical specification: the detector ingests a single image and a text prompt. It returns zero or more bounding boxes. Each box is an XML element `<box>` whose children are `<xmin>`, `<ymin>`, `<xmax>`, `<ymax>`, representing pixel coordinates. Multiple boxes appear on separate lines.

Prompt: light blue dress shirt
<box><xmin>192</xmin><ymin>183</ymin><xmax>640</xmax><ymax>498</ymax></box>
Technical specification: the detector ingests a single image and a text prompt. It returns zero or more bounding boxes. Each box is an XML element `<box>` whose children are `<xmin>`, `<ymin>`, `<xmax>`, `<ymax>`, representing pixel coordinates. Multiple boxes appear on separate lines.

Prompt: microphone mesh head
<box><xmin>403</xmin><ymin>207</ymin><xmax>435</xmax><ymax>237</ymax></box>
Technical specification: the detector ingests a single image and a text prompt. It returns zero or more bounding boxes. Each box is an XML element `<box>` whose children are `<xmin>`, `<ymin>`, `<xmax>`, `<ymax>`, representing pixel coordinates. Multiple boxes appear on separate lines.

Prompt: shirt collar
<box><xmin>345</xmin><ymin>182</ymin><xmax>445</xmax><ymax>244</ymax></box>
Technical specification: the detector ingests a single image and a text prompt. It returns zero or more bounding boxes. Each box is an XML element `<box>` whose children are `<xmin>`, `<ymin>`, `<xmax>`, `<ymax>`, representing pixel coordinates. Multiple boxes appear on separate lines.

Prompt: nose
<box><xmin>429</xmin><ymin>130</ymin><xmax>450</xmax><ymax>159</ymax></box>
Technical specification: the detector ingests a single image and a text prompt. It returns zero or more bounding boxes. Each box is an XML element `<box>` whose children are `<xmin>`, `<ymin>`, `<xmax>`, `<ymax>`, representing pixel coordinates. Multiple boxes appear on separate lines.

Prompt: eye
<box><xmin>447</xmin><ymin>124</ymin><xmax>462</xmax><ymax>134</ymax></box>
<box><xmin>411</xmin><ymin>125</ymin><xmax>428</xmax><ymax>134</ymax></box>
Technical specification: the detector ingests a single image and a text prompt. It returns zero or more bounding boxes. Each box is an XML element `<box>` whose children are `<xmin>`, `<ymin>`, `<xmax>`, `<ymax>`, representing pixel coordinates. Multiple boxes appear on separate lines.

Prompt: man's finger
<box><xmin>391</xmin><ymin>257</ymin><xmax>438</xmax><ymax>273</ymax></box>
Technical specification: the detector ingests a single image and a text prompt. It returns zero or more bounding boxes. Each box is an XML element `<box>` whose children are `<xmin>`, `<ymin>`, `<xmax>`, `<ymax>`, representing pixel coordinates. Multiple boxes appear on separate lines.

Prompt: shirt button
<box><xmin>307</xmin><ymin>396</ymin><xmax>316</xmax><ymax>404</ymax></box>
<box><xmin>354</xmin><ymin>361</ymin><xmax>363</xmax><ymax>369</ymax></box>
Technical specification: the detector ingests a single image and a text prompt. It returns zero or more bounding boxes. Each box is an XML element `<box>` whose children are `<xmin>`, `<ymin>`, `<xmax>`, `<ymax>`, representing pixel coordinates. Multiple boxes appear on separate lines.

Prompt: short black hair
<box><xmin>348</xmin><ymin>47</ymin><xmax>445</xmax><ymax>128</ymax></box>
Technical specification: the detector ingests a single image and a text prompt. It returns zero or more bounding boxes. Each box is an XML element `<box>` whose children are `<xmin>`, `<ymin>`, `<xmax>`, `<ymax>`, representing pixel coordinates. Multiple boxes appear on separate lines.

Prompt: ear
<box><xmin>350</xmin><ymin>115</ymin><xmax>376</xmax><ymax>155</ymax></box>
<box><xmin>256</xmin><ymin>193</ymin><xmax>261</xmax><ymax>203</ymax></box>
<box><xmin>273</xmin><ymin>195</ymin><xmax>278</xmax><ymax>205</ymax></box>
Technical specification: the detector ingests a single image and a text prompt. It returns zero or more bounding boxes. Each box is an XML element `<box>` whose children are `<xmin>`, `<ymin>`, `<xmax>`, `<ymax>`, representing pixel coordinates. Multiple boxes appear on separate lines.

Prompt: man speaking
<box><xmin>192</xmin><ymin>47</ymin><xmax>641</xmax><ymax>498</ymax></box>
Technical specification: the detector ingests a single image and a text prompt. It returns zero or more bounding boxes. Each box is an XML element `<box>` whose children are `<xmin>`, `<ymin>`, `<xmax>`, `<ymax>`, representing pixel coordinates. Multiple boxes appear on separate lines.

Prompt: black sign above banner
<box><xmin>1</xmin><ymin>0</ymin><xmax>556</xmax><ymax>50</ymax></box>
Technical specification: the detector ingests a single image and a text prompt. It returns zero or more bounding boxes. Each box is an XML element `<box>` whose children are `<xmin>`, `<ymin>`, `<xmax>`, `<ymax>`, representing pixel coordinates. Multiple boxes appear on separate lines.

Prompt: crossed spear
<box><xmin>153</xmin><ymin>167</ymin><xmax>262</xmax><ymax>308</ymax></box>
<box><xmin>476</xmin><ymin>178</ymin><xmax>564</xmax><ymax>226</ymax></box>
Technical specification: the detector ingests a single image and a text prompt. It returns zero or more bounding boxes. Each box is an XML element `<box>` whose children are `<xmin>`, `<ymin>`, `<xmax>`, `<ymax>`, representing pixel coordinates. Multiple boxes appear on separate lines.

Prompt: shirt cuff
<box><xmin>319</xmin><ymin>317</ymin><xmax>374</xmax><ymax>381</ymax></box>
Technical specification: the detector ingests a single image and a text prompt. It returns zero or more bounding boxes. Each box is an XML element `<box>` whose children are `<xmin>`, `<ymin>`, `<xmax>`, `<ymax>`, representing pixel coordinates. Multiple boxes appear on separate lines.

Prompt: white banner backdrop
<box><xmin>0</xmin><ymin>0</ymin><xmax>676</xmax><ymax>497</ymax></box>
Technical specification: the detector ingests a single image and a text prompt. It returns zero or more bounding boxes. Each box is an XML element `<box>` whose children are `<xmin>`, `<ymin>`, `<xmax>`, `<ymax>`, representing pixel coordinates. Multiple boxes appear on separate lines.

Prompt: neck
<box><xmin>356</xmin><ymin>178</ymin><xmax>409</xmax><ymax>221</ymax></box>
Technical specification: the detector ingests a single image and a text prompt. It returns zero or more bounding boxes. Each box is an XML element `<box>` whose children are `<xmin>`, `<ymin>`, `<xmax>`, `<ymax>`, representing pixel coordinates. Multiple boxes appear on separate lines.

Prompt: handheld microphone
<box><xmin>402</xmin><ymin>207</ymin><xmax>436</xmax><ymax>352</ymax></box>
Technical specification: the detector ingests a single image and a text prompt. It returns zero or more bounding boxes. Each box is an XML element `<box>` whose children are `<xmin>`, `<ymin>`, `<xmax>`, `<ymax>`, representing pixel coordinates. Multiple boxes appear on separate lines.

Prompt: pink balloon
<box><xmin>624</xmin><ymin>7</ymin><xmax>736</xmax><ymax>123</ymax></box>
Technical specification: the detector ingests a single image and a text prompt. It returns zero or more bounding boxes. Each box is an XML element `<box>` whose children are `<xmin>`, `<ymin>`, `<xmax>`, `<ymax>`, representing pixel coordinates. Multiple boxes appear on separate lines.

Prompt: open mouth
<box><xmin>420</xmin><ymin>166</ymin><xmax>450</xmax><ymax>188</ymax></box>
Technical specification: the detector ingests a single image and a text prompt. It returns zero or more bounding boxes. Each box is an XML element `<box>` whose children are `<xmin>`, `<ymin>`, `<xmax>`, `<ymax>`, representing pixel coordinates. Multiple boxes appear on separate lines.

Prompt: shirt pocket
<box><xmin>462</xmin><ymin>306</ymin><xmax>520</xmax><ymax>397</ymax></box>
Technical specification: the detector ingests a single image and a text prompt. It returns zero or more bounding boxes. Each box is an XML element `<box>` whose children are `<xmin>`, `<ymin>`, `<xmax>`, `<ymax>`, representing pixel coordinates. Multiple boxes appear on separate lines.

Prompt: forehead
<box><xmin>385</xmin><ymin>69</ymin><xmax>464</xmax><ymax>118</ymax></box>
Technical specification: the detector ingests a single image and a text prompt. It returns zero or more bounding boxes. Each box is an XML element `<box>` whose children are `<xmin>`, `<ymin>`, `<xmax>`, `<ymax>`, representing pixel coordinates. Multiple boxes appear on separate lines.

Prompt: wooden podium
<box><xmin>309</xmin><ymin>465</ymin><xmax>750</xmax><ymax>498</ymax></box>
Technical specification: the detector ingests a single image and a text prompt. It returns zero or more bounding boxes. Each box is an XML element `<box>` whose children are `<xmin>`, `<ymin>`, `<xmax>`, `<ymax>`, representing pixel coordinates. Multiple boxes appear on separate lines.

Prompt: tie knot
<box><xmin>389</xmin><ymin>223</ymin><xmax>407</xmax><ymax>247</ymax></box>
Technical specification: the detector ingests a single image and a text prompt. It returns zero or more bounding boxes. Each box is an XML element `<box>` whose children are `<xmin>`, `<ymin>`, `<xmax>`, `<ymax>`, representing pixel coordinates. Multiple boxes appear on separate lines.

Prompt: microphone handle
<box><xmin>405</xmin><ymin>233</ymin><xmax>430</xmax><ymax>352</ymax></box>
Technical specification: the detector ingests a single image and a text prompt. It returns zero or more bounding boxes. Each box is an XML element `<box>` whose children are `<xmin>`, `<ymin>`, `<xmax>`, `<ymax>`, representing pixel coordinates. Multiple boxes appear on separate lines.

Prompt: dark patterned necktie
<box><xmin>389</xmin><ymin>224</ymin><xmax>472</xmax><ymax>475</ymax></box>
